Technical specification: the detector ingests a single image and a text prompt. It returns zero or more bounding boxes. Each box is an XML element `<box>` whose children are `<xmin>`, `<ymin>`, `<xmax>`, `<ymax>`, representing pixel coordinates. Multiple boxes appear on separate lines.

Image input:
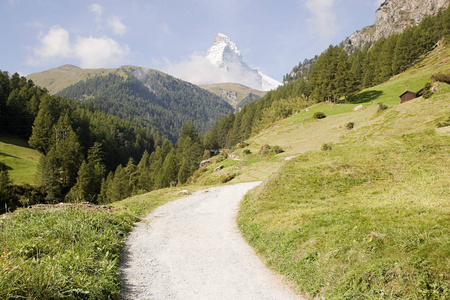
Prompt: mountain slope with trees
<box><xmin>0</xmin><ymin>71</ymin><xmax>210</xmax><ymax>212</ymax></box>
<box><xmin>204</xmin><ymin>5</ymin><xmax>450</xmax><ymax>150</ymax></box>
<box><xmin>29</xmin><ymin>65</ymin><xmax>234</xmax><ymax>142</ymax></box>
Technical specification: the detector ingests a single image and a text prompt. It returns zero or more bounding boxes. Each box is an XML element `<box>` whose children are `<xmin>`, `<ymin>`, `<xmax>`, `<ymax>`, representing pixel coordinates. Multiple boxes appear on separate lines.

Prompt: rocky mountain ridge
<box><xmin>345</xmin><ymin>0</ymin><xmax>450</xmax><ymax>51</ymax></box>
<box><xmin>199</xmin><ymin>82</ymin><xmax>266</xmax><ymax>110</ymax></box>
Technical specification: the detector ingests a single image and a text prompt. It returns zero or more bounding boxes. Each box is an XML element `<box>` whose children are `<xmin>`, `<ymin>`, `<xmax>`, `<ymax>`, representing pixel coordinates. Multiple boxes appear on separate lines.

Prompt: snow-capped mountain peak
<box><xmin>205</xmin><ymin>33</ymin><xmax>281</xmax><ymax>91</ymax></box>
<box><xmin>206</xmin><ymin>33</ymin><xmax>242</xmax><ymax>68</ymax></box>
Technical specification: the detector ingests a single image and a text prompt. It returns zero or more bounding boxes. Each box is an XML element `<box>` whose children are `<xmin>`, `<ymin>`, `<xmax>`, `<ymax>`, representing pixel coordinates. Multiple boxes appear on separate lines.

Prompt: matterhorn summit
<box><xmin>205</xmin><ymin>33</ymin><xmax>281</xmax><ymax>91</ymax></box>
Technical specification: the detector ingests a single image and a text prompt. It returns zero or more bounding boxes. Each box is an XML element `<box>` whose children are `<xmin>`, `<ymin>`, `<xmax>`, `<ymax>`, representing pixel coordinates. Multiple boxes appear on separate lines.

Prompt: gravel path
<box><xmin>120</xmin><ymin>182</ymin><xmax>303</xmax><ymax>300</ymax></box>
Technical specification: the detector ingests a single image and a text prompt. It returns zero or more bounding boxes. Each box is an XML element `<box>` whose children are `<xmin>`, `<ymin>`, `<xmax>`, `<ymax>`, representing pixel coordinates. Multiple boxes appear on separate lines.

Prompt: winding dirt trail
<box><xmin>120</xmin><ymin>182</ymin><xmax>303</xmax><ymax>300</ymax></box>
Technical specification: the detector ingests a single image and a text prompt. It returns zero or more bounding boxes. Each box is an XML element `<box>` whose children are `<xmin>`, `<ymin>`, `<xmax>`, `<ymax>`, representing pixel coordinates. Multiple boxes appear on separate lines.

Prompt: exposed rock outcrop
<box><xmin>345</xmin><ymin>0</ymin><xmax>450</xmax><ymax>51</ymax></box>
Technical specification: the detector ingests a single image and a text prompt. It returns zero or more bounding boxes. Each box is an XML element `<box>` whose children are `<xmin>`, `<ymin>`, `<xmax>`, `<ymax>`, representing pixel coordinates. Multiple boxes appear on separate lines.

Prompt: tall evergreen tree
<box><xmin>155</xmin><ymin>149</ymin><xmax>179</xmax><ymax>188</ymax></box>
<box><xmin>66</xmin><ymin>142</ymin><xmax>106</xmax><ymax>203</ymax></box>
<box><xmin>40</xmin><ymin>116</ymin><xmax>83</xmax><ymax>202</ymax></box>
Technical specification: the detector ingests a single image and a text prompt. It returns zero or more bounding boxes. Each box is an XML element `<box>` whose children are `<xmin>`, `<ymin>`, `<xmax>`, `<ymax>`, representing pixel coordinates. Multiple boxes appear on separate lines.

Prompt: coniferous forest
<box><xmin>0</xmin><ymin>72</ymin><xmax>206</xmax><ymax>212</ymax></box>
<box><xmin>56</xmin><ymin>68</ymin><xmax>234</xmax><ymax>142</ymax></box>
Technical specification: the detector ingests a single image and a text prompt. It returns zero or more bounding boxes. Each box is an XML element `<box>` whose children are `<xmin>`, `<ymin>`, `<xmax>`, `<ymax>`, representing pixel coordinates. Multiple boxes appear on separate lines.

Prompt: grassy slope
<box><xmin>233</xmin><ymin>47</ymin><xmax>450</xmax><ymax>298</ymax></box>
<box><xmin>0</xmin><ymin>186</ymin><xmax>207</xmax><ymax>299</ymax></box>
<box><xmin>26</xmin><ymin>64</ymin><xmax>122</xmax><ymax>95</ymax></box>
<box><xmin>0</xmin><ymin>135</ymin><xmax>41</xmax><ymax>185</ymax></box>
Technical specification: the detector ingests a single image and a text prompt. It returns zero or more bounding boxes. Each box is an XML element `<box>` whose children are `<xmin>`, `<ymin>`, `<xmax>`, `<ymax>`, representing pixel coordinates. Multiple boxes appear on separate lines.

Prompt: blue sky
<box><xmin>1</xmin><ymin>0</ymin><xmax>383</xmax><ymax>82</ymax></box>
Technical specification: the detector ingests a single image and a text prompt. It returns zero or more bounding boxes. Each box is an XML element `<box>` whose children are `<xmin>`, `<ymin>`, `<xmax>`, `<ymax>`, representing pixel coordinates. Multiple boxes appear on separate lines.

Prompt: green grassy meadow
<box><xmin>0</xmin><ymin>135</ymin><xmax>41</xmax><ymax>185</ymax></box>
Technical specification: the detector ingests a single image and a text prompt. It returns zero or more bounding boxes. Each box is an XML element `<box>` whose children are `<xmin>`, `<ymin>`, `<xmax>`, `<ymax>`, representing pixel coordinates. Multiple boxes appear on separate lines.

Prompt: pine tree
<box><xmin>98</xmin><ymin>171</ymin><xmax>113</xmax><ymax>204</ymax></box>
<box><xmin>155</xmin><ymin>149</ymin><xmax>179</xmax><ymax>188</ymax></box>
<box><xmin>66</xmin><ymin>143</ymin><xmax>106</xmax><ymax>203</ymax></box>
<box><xmin>40</xmin><ymin>116</ymin><xmax>83</xmax><ymax>202</ymax></box>
<box><xmin>106</xmin><ymin>165</ymin><xmax>130</xmax><ymax>202</ymax></box>
<box><xmin>29</xmin><ymin>95</ymin><xmax>60</xmax><ymax>154</ymax></box>
<box><xmin>177</xmin><ymin>159</ymin><xmax>190</xmax><ymax>184</ymax></box>
<box><xmin>136</xmin><ymin>150</ymin><xmax>153</xmax><ymax>192</ymax></box>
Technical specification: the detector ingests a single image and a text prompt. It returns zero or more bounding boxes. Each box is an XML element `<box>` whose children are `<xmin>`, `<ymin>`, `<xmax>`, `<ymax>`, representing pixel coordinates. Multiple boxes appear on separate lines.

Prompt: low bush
<box><xmin>260</xmin><ymin>144</ymin><xmax>284</xmax><ymax>156</ymax></box>
<box><xmin>431</xmin><ymin>72</ymin><xmax>450</xmax><ymax>84</ymax></box>
<box><xmin>321</xmin><ymin>142</ymin><xmax>334</xmax><ymax>151</ymax></box>
<box><xmin>218</xmin><ymin>173</ymin><xmax>236</xmax><ymax>183</ymax></box>
<box><xmin>346</xmin><ymin>122</ymin><xmax>355</xmax><ymax>130</ymax></box>
<box><xmin>243</xmin><ymin>149</ymin><xmax>251</xmax><ymax>155</ymax></box>
<box><xmin>237</xmin><ymin>142</ymin><xmax>250</xmax><ymax>148</ymax></box>
<box><xmin>377</xmin><ymin>103</ymin><xmax>388</xmax><ymax>112</ymax></box>
<box><xmin>313</xmin><ymin>112</ymin><xmax>326</xmax><ymax>119</ymax></box>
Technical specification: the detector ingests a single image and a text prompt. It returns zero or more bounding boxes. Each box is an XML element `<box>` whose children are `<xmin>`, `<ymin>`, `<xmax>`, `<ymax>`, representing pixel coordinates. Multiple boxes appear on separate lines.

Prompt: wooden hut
<box><xmin>399</xmin><ymin>90</ymin><xmax>422</xmax><ymax>103</ymax></box>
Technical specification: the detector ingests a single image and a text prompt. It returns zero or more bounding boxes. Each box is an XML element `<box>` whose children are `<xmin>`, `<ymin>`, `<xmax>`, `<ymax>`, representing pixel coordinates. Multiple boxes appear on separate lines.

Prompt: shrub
<box><xmin>431</xmin><ymin>72</ymin><xmax>450</xmax><ymax>84</ymax></box>
<box><xmin>377</xmin><ymin>103</ymin><xmax>388</xmax><ymax>112</ymax></box>
<box><xmin>346</xmin><ymin>122</ymin><xmax>355</xmax><ymax>130</ymax></box>
<box><xmin>243</xmin><ymin>149</ymin><xmax>251</xmax><ymax>155</ymax></box>
<box><xmin>422</xmin><ymin>82</ymin><xmax>434</xmax><ymax>99</ymax></box>
<box><xmin>238</xmin><ymin>142</ymin><xmax>250</xmax><ymax>148</ymax></box>
<box><xmin>203</xmin><ymin>150</ymin><xmax>211</xmax><ymax>160</ymax></box>
<box><xmin>272</xmin><ymin>145</ymin><xmax>284</xmax><ymax>154</ymax></box>
<box><xmin>260</xmin><ymin>144</ymin><xmax>284</xmax><ymax>156</ymax></box>
<box><xmin>423</xmin><ymin>89</ymin><xmax>434</xmax><ymax>99</ymax></box>
<box><xmin>313</xmin><ymin>112</ymin><xmax>326</xmax><ymax>119</ymax></box>
<box><xmin>321</xmin><ymin>142</ymin><xmax>334</xmax><ymax>151</ymax></box>
<box><xmin>218</xmin><ymin>173</ymin><xmax>236</xmax><ymax>183</ymax></box>
<box><xmin>260</xmin><ymin>144</ymin><xmax>271</xmax><ymax>156</ymax></box>
<box><xmin>211</xmin><ymin>151</ymin><xmax>228</xmax><ymax>163</ymax></box>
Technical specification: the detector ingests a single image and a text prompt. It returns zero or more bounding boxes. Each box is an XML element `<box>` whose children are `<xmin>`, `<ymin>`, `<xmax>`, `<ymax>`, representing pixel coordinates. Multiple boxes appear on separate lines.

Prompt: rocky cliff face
<box><xmin>345</xmin><ymin>0</ymin><xmax>450</xmax><ymax>51</ymax></box>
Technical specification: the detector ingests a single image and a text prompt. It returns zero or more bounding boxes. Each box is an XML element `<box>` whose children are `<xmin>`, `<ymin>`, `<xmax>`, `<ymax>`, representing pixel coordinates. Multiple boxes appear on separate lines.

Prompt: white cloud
<box><xmin>89</xmin><ymin>3</ymin><xmax>103</xmax><ymax>17</ymax></box>
<box><xmin>108</xmin><ymin>16</ymin><xmax>128</xmax><ymax>36</ymax></box>
<box><xmin>166</xmin><ymin>53</ymin><xmax>267</xmax><ymax>90</ymax></box>
<box><xmin>74</xmin><ymin>35</ymin><xmax>129</xmax><ymax>68</ymax></box>
<box><xmin>160</xmin><ymin>23</ymin><xmax>171</xmax><ymax>35</ymax></box>
<box><xmin>167</xmin><ymin>53</ymin><xmax>237</xmax><ymax>86</ymax></box>
<box><xmin>33</xmin><ymin>26</ymin><xmax>71</xmax><ymax>59</ymax></box>
<box><xmin>27</xmin><ymin>26</ymin><xmax>129</xmax><ymax>68</ymax></box>
<box><xmin>305</xmin><ymin>0</ymin><xmax>336</xmax><ymax>37</ymax></box>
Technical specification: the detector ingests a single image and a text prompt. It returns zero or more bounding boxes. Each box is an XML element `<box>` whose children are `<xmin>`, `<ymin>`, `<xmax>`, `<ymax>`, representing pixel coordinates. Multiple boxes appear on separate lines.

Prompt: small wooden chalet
<box><xmin>399</xmin><ymin>89</ymin><xmax>424</xmax><ymax>103</ymax></box>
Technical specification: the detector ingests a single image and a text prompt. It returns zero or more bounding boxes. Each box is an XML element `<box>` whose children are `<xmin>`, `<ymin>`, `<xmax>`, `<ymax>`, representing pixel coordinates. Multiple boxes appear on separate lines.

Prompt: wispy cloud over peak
<box><xmin>304</xmin><ymin>0</ymin><xmax>337</xmax><ymax>38</ymax></box>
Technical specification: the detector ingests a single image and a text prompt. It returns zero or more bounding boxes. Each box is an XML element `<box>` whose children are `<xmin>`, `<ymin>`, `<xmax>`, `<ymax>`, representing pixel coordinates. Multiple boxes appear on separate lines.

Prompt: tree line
<box><xmin>203</xmin><ymin>5</ymin><xmax>450</xmax><ymax>150</ymax></box>
<box><xmin>0</xmin><ymin>72</ymin><xmax>206</xmax><ymax>212</ymax></box>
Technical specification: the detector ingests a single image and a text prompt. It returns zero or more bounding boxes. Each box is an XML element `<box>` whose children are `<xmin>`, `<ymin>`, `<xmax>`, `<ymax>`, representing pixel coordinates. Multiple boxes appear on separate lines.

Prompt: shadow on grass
<box><xmin>349</xmin><ymin>90</ymin><xmax>384</xmax><ymax>104</ymax></box>
<box><xmin>0</xmin><ymin>161</ymin><xmax>13</xmax><ymax>171</ymax></box>
<box><xmin>0</xmin><ymin>133</ymin><xmax>31</xmax><ymax>149</ymax></box>
<box><xmin>0</xmin><ymin>152</ymin><xmax>19</xmax><ymax>159</ymax></box>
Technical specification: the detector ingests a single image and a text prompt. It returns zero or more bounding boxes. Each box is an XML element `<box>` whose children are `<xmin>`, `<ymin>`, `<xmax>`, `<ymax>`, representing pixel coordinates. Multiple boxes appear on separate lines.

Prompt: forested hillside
<box><xmin>204</xmin><ymin>6</ymin><xmax>450</xmax><ymax>149</ymax></box>
<box><xmin>0</xmin><ymin>71</ymin><xmax>209</xmax><ymax>212</ymax></box>
<box><xmin>53</xmin><ymin>66</ymin><xmax>234</xmax><ymax>142</ymax></box>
